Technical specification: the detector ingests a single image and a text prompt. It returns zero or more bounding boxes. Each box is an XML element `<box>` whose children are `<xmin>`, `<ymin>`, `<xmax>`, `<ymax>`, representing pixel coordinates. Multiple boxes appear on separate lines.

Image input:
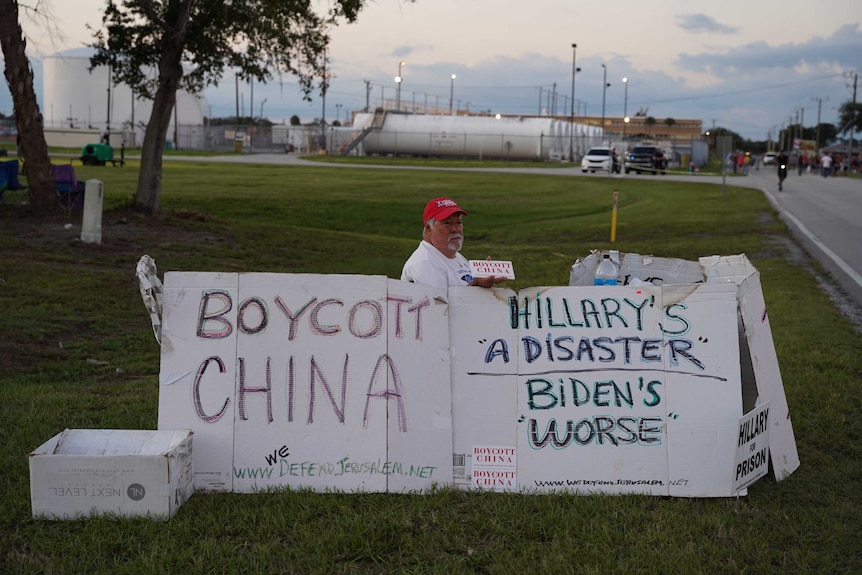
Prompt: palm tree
<box><xmin>645</xmin><ymin>116</ymin><xmax>656</xmax><ymax>136</ymax></box>
<box><xmin>664</xmin><ymin>117</ymin><xmax>676</xmax><ymax>137</ymax></box>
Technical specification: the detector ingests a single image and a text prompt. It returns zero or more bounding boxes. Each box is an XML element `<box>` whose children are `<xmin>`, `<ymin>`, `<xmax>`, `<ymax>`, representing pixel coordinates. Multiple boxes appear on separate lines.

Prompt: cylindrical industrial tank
<box><xmin>43</xmin><ymin>51</ymin><xmax>109</xmax><ymax>131</ymax></box>
<box><xmin>350</xmin><ymin>113</ymin><xmax>600</xmax><ymax>161</ymax></box>
<box><xmin>42</xmin><ymin>48</ymin><xmax>206</xmax><ymax>147</ymax></box>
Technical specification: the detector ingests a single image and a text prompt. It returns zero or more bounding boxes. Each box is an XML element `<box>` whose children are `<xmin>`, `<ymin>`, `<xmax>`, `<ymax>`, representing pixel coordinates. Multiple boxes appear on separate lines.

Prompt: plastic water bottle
<box><xmin>594</xmin><ymin>253</ymin><xmax>619</xmax><ymax>286</ymax></box>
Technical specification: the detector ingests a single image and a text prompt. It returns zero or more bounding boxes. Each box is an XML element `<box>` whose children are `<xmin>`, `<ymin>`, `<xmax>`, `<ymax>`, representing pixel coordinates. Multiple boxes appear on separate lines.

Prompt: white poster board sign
<box><xmin>157</xmin><ymin>273</ymin><xmax>452</xmax><ymax>492</ymax></box>
<box><xmin>158</xmin><ymin>271</ymin><xmax>237</xmax><ymax>491</ymax></box>
<box><xmin>149</xmin><ymin>252</ymin><xmax>798</xmax><ymax>497</ymax></box>
<box><xmin>448</xmin><ymin>282</ymin><xmax>742</xmax><ymax>496</ymax></box>
<box><xmin>448</xmin><ymin>287</ymin><xmax>519</xmax><ymax>490</ymax></box>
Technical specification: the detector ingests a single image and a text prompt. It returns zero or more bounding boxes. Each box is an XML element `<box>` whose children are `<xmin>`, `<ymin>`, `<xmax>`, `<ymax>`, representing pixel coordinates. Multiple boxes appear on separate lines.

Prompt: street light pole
<box><xmin>569</xmin><ymin>43</ymin><xmax>580</xmax><ymax>161</ymax></box>
<box><xmin>395</xmin><ymin>60</ymin><xmax>406</xmax><ymax>111</ymax></box>
<box><xmin>321</xmin><ymin>44</ymin><xmax>327</xmax><ymax>152</ymax></box>
<box><xmin>622</xmin><ymin>77</ymin><xmax>629</xmax><ymax>140</ymax></box>
<box><xmin>811</xmin><ymin>96</ymin><xmax>827</xmax><ymax>154</ymax></box>
<box><xmin>848</xmin><ymin>72</ymin><xmax>858</xmax><ymax>169</ymax></box>
<box><xmin>601</xmin><ymin>64</ymin><xmax>609</xmax><ymax>147</ymax></box>
<box><xmin>449</xmin><ymin>74</ymin><xmax>456</xmax><ymax>115</ymax></box>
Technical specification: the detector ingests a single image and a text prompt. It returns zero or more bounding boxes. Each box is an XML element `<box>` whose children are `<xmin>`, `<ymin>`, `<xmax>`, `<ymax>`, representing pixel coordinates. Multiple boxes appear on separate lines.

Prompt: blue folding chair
<box><xmin>0</xmin><ymin>159</ymin><xmax>27</xmax><ymax>205</ymax></box>
<box><xmin>53</xmin><ymin>164</ymin><xmax>85</xmax><ymax>212</ymax></box>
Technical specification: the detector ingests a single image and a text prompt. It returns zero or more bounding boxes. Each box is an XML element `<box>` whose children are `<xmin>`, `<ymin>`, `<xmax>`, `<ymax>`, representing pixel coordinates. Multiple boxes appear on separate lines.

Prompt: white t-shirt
<box><xmin>821</xmin><ymin>155</ymin><xmax>833</xmax><ymax>168</ymax></box>
<box><xmin>401</xmin><ymin>240</ymin><xmax>473</xmax><ymax>290</ymax></box>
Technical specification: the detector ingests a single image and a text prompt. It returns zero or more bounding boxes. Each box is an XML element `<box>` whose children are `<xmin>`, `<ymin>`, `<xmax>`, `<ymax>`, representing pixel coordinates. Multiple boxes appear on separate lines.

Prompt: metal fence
<box><xmin>2</xmin><ymin>115</ymin><xmax>709</xmax><ymax>167</ymax></box>
<box><xmin>169</xmin><ymin>123</ymin><xmax>708</xmax><ymax>166</ymax></box>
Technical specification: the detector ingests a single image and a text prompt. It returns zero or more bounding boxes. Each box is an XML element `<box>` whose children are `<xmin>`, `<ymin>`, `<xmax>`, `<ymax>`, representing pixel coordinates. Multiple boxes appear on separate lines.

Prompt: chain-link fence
<box><xmin>3</xmin><ymin>114</ymin><xmax>708</xmax><ymax>167</ymax></box>
<box><xmin>169</xmin><ymin>123</ymin><xmax>708</xmax><ymax>166</ymax></box>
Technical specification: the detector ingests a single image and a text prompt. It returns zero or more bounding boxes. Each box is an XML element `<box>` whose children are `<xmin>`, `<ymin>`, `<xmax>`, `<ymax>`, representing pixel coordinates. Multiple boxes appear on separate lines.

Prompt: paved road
<box><xmin>173</xmin><ymin>153</ymin><xmax>862</xmax><ymax>309</ymax></box>
<box><xmin>741</xmin><ymin>166</ymin><xmax>862</xmax><ymax>309</ymax></box>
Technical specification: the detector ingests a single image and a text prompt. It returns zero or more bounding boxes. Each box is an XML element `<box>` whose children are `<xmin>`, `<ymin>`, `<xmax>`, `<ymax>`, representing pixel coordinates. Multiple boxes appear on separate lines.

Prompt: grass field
<box><xmin>1</xmin><ymin>158</ymin><xmax>861</xmax><ymax>574</ymax></box>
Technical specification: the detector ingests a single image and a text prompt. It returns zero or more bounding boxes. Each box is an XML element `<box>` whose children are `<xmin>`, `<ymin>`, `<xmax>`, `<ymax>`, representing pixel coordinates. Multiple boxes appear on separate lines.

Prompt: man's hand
<box><xmin>468</xmin><ymin>256</ymin><xmax>509</xmax><ymax>288</ymax></box>
<box><xmin>468</xmin><ymin>275</ymin><xmax>508</xmax><ymax>288</ymax></box>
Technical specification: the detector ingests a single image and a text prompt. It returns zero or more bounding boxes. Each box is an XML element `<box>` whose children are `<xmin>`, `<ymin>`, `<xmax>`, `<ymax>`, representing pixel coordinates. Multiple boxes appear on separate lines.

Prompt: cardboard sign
<box><xmin>449</xmin><ymin>281</ymin><xmax>743</xmax><ymax>496</ymax></box>
<box><xmin>149</xmin><ymin>253</ymin><xmax>799</xmax><ymax>497</ymax></box>
<box><xmin>447</xmin><ymin>287</ymin><xmax>519</xmax><ymax>490</ymax></box>
<box><xmin>157</xmin><ymin>273</ymin><xmax>453</xmax><ymax>493</ymax></box>
<box><xmin>469</xmin><ymin>260</ymin><xmax>515</xmax><ymax>279</ymax></box>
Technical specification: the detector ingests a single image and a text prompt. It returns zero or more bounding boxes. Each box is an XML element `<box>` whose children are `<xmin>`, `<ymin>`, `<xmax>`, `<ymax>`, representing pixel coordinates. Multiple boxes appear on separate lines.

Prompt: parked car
<box><xmin>624</xmin><ymin>145</ymin><xmax>666</xmax><ymax>174</ymax></box>
<box><xmin>581</xmin><ymin>146</ymin><xmax>613</xmax><ymax>173</ymax></box>
<box><xmin>763</xmin><ymin>152</ymin><xmax>777</xmax><ymax>165</ymax></box>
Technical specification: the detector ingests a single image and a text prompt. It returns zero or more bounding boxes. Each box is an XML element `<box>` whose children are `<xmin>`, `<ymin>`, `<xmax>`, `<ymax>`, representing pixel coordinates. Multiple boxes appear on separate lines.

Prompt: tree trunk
<box><xmin>134</xmin><ymin>76</ymin><xmax>178</xmax><ymax>213</ymax></box>
<box><xmin>0</xmin><ymin>0</ymin><xmax>57</xmax><ymax>215</ymax></box>
<box><xmin>133</xmin><ymin>0</ymin><xmax>193</xmax><ymax>214</ymax></box>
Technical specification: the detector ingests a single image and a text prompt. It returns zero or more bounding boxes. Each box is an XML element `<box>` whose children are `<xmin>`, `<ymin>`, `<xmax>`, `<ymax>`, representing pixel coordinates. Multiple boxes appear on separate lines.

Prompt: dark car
<box><xmin>624</xmin><ymin>145</ymin><xmax>666</xmax><ymax>174</ymax></box>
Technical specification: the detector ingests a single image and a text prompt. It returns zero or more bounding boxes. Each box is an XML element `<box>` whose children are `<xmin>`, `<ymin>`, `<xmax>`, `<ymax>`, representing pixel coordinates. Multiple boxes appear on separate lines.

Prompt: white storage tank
<box><xmin>349</xmin><ymin>112</ymin><xmax>601</xmax><ymax>161</ymax></box>
<box><xmin>42</xmin><ymin>48</ymin><xmax>206</xmax><ymax>148</ymax></box>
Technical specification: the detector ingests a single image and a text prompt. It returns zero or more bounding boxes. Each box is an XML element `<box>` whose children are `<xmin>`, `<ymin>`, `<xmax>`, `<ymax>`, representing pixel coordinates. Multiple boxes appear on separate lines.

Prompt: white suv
<box><xmin>581</xmin><ymin>147</ymin><xmax>613</xmax><ymax>173</ymax></box>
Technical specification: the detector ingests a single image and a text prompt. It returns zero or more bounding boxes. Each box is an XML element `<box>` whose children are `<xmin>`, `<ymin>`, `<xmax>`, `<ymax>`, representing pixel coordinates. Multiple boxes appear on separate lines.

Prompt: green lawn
<box><xmin>1</xmin><ymin>159</ymin><xmax>860</xmax><ymax>574</ymax></box>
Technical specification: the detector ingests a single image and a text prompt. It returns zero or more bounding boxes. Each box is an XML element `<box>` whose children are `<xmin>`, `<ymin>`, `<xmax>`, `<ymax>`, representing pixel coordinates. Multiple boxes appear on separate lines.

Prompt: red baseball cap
<box><xmin>423</xmin><ymin>197</ymin><xmax>467</xmax><ymax>225</ymax></box>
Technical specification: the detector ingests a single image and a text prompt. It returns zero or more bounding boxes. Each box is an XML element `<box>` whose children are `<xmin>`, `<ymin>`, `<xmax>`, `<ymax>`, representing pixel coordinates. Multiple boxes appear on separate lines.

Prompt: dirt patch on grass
<box><xmin>0</xmin><ymin>206</ymin><xmax>220</xmax><ymax>375</ymax></box>
<box><xmin>0</xmin><ymin>206</ymin><xmax>218</xmax><ymax>256</ymax></box>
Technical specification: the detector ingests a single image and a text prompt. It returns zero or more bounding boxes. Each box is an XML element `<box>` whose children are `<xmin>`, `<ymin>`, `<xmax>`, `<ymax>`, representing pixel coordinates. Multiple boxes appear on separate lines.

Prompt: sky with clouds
<box><xmin>3</xmin><ymin>0</ymin><xmax>860</xmax><ymax>140</ymax></box>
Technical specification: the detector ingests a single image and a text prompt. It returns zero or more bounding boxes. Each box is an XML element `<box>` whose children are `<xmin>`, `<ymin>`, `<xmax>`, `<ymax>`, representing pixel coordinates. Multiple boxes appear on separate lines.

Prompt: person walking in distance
<box><xmin>820</xmin><ymin>152</ymin><xmax>833</xmax><ymax>178</ymax></box>
<box><xmin>776</xmin><ymin>150</ymin><xmax>789</xmax><ymax>191</ymax></box>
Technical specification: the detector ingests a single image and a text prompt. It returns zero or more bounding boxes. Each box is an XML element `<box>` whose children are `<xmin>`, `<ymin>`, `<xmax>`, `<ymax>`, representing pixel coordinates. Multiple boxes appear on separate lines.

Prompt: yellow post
<box><xmin>610</xmin><ymin>190</ymin><xmax>619</xmax><ymax>242</ymax></box>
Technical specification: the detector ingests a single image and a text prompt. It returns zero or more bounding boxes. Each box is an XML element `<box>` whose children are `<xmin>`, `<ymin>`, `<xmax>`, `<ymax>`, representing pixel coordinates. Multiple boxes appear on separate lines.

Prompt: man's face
<box><xmin>426</xmin><ymin>214</ymin><xmax>464</xmax><ymax>258</ymax></box>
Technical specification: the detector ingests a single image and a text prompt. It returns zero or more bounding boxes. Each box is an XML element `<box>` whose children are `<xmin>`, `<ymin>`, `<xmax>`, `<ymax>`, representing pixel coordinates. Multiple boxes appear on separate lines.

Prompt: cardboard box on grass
<box><xmin>30</xmin><ymin>429</ymin><xmax>194</xmax><ymax>520</ymax></box>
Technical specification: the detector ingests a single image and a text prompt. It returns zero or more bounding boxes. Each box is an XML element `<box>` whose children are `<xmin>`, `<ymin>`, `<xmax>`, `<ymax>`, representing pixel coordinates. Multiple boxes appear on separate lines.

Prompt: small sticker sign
<box><xmin>471</xmin><ymin>445</ymin><xmax>517</xmax><ymax>492</ymax></box>
<box><xmin>469</xmin><ymin>260</ymin><xmax>515</xmax><ymax>280</ymax></box>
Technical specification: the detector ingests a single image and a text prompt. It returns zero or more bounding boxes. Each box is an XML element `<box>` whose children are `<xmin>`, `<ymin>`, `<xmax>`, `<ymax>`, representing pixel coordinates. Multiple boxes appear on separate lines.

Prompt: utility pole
<box><xmin>600</xmin><ymin>64</ymin><xmax>608</xmax><ymax>147</ymax></box>
<box><xmin>569</xmin><ymin>43</ymin><xmax>578</xmax><ymax>162</ymax></box>
<box><xmin>321</xmin><ymin>45</ymin><xmax>327</xmax><ymax>152</ymax></box>
<box><xmin>552</xmin><ymin>83</ymin><xmax>557</xmax><ymax>116</ymax></box>
<box><xmin>106</xmin><ymin>65</ymin><xmax>112</xmax><ymax>135</ymax></box>
<box><xmin>364</xmin><ymin>80</ymin><xmax>371</xmax><ymax>112</ymax></box>
<box><xmin>791</xmin><ymin>108</ymin><xmax>801</xmax><ymax>144</ymax></box>
<box><xmin>811</xmin><ymin>96</ymin><xmax>826</xmax><ymax>154</ymax></box>
<box><xmin>849</xmin><ymin>73</ymin><xmax>858</xmax><ymax>166</ymax></box>
<box><xmin>800</xmin><ymin>109</ymin><xmax>805</xmax><ymax>141</ymax></box>
<box><xmin>235</xmin><ymin>73</ymin><xmax>240</xmax><ymax>152</ymax></box>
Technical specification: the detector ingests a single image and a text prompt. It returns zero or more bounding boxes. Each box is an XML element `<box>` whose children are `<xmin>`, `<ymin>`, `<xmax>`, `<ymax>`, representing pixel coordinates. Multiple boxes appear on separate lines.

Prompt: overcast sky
<box><xmin>4</xmin><ymin>0</ymin><xmax>860</xmax><ymax>140</ymax></box>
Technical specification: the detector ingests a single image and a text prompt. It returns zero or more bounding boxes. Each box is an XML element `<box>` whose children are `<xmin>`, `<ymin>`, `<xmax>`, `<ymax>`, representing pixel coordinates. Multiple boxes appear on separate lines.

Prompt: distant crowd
<box><xmin>726</xmin><ymin>150</ymin><xmax>860</xmax><ymax>178</ymax></box>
